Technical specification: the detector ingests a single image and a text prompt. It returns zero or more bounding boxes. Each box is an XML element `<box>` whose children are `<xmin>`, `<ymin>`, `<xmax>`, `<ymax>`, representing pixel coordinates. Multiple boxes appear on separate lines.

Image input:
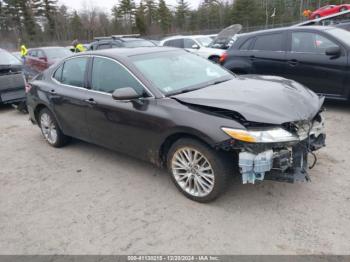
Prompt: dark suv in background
<box><xmin>222</xmin><ymin>26</ymin><xmax>350</xmax><ymax>101</ymax></box>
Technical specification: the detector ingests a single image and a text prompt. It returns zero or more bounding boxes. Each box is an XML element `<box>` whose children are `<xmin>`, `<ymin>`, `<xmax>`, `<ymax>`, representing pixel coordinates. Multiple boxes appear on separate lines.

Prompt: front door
<box><xmin>285</xmin><ymin>31</ymin><xmax>348</xmax><ymax>99</ymax></box>
<box><xmin>85</xmin><ymin>56</ymin><xmax>156</xmax><ymax>160</ymax></box>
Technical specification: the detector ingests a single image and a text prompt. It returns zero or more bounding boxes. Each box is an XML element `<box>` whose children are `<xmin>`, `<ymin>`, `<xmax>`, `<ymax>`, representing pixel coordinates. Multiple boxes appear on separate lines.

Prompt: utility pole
<box><xmin>300</xmin><ymin>0</ymin><xmax>304</xmax><ymax>21</ymax></box>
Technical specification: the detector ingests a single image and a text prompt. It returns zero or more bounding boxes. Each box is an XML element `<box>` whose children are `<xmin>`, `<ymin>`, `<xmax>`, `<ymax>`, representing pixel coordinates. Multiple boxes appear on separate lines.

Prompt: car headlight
<box><xmin>221</xmin><ymin>127</ymin><xmax>299</xmax><ymax>143</ymax></box>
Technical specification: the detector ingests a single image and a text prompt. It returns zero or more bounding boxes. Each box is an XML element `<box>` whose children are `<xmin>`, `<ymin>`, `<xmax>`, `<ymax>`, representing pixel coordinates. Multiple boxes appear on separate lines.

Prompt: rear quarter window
<box><xmin>239</xmin><ymin>38</ymin><xmax>254</xmax><ymax>50</ymax></box>
<box><xmin>53</xmin><ymin>64</ymin><xmax>63</xmax><ymax>82</ymax></box>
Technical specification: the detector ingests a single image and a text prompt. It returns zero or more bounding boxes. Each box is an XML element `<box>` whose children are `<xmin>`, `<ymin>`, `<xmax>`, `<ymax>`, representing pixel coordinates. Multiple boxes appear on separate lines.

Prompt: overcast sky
<box><xmin>59</xmin><ymin>0</ymin><xmax>202</xmax><ymax>12</ymax></box>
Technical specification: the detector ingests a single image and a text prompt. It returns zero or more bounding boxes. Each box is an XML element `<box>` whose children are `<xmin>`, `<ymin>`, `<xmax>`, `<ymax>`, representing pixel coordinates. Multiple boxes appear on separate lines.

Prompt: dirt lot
<box><xmin>0</xmin><ymin>103</ymin><xmax>349</xmax><ymax>255</ymax></box>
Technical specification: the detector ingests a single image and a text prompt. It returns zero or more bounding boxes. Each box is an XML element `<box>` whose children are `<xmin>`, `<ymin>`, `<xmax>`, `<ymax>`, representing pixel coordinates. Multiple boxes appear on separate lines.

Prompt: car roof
<box><xmin>78</xmin><ymin>47</ymin><xmax>181</xmax><ymax>59</ymax></box>
<box><xmin>239</xmin><ymin>26</ymin><xmax>335</xmax><ymax>38</ymax></box>
<box><xmin>162</xmin><ymin>35</ymin><xmax>208</xmax><ymax>41</ymax></box>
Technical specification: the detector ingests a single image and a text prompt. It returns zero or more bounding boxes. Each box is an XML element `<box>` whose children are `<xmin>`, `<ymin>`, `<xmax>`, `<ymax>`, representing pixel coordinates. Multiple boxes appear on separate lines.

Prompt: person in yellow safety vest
<box><xmin>303</xmin><ymin>9</ymin><xmax>312</xmax><ymax>18</ymax></box>
<box><xmin>20</xmin><ymin>44</ymin><xmax>28</xmax><ymax>63</ymax></box>
<box><xmin>72</xmin><ymin>40</ymin><xmax>86</xmax><ymax>53</ymax></box>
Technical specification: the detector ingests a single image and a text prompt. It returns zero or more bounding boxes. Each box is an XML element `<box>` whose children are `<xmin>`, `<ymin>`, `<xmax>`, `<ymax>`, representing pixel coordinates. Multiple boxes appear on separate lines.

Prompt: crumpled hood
<box><xmin>172</xmin><ymin>75</ymin><xmax>324</xmax><ymax>125</ymax></box>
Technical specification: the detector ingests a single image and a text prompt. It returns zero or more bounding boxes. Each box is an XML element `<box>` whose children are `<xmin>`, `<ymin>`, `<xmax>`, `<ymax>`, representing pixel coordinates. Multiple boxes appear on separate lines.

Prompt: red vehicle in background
<box><xmin>310</xmin><ymin>4</ymin><xmax>350</xmax><ymax>19</ymax></box>
<box><xmin>25</xmin><ymin>46</ymin><xmax>72</xmax><ymax>78</ymax></box>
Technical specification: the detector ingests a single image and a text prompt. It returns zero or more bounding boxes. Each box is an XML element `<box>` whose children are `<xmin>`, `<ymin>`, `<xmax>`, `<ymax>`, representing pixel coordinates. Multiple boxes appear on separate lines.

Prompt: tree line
<box><xmin>0</xmin><ymin>0</ymin><xmax>349</xmax><ymax>48</ymax></box>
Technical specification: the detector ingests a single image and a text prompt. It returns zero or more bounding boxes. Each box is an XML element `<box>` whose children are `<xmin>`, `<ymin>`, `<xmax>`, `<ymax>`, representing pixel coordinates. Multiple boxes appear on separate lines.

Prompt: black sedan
<box><xmin>27</xmin><ymin>47</ymin><xmax>326</xmax><ymax>202</ymax></box>
<box><xmin>222</xmin><ymin>26</ymin><xmax>350</xmax><ymax>102</ymax></box>
<box><xmin>0</xmin><ymin>48</ymin><xmax>26</xmax><ymax>106</ymax></box>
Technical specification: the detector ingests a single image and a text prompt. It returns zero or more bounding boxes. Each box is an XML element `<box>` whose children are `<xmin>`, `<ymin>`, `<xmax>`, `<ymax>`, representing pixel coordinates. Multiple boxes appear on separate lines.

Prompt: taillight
<box><xmin>24</xmin><ymin>77</ymin><xmax>32</xmax><ymax>93</ymax></box>
<box><xmin>219</xmin><ymin>52</ymin><xmax>228</xmax><ymax>64</ymax></box>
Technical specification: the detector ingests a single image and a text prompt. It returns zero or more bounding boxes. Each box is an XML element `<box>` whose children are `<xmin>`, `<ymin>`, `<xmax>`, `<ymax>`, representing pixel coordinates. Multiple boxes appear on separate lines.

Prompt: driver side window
<box><xmin>291</xmin><ymin>32</ymin><xmax>339</xmax><ymax>54</ymax></box>
<box><xmin>91</xmin><ymin>57</ymin><xmax>146</xmax><ymax>96</ymax></box>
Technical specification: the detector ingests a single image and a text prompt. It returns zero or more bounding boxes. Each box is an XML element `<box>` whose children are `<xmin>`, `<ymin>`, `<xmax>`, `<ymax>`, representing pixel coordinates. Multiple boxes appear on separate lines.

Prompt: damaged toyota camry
<box><xmin>26</xmin><ymin>47</ymin><xmax>326</xmax><ymax>202</ymax></box>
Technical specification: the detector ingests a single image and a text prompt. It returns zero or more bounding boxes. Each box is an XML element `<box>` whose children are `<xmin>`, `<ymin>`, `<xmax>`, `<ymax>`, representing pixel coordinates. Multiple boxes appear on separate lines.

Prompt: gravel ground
<box><xmin>0</xmin><ymin>102</ymin><xmax>349</xmax><ymax>255</ymax></box>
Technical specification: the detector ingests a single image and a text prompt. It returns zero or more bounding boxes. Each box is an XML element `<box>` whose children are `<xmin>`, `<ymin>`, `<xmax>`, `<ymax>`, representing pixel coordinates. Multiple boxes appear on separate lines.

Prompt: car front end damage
<box><xmin>217</xmin><ymin>111</ymin><xmax>326</xmax><ymax>184</ymax></box>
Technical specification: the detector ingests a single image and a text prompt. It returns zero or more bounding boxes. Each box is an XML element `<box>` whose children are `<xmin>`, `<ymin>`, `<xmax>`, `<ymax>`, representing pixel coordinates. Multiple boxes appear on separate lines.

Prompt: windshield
<box><xmin>0</xmin><ymin>50</ymin><xmax>21</xmax><ymax>65</ymax></box>
<box><xmin>196</xmin><ymin>37</ymin><xmax>213</xmax><ymax>47</ymax></box>
<box><xmin>131</xmin><ymin>51</ymin><xmax>233</xmax><ymax>95</ymax></box>
<box><xmin>45</xmin><ymin>48</ymin><xmax>72</xmax><ymax>59</ymax></box>
<box><xmin>124</xmin><ymin>40</ymin><xmax>156</xmax><ymax>48</ymax></box>
<box><xmin>327</xmin><ymin>28</ymin><xmax>350</xmax><ymax>46</ymax></box>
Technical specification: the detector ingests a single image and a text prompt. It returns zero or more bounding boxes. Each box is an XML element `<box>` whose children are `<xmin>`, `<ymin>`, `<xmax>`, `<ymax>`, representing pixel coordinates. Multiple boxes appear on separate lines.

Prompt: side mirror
<box><xmin>112</xmin><ymin>87</ymin><xmax>141</xmax><ymax>101</ymax></box>
<box><xmin>325</xmin><ymin>46</ymin><xmax>341</xmax><ymax>57</ymax></box>
<box><xmin>191</xmin><ymin>44</ymin><xmax>200</xmax><ymax>49</ymax></box>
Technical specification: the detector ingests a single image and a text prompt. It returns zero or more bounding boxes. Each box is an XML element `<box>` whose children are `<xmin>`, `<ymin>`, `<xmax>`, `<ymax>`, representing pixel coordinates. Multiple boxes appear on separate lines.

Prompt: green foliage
<box><xmin>157</xmin><ymin>0</ymin><xmax>172</xmax><ymax>34</ymax></box>
<box><xmin>135</xmin><ymin>2</ymin><xmax>147</xmax><ymax>35</ymax></box>
<box><xmin>176</xmin><ymin>0</ymin><xmax>190</xmax><ymax>30</ymax></box>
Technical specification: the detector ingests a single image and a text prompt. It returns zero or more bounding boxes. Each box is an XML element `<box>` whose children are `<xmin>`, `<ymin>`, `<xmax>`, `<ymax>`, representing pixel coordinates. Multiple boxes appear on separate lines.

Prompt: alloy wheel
<box><xmin>171</xmin><ymin>147</ymin><xmax>215</xmax><ymax>197</ymax></box>
<box><xmin>40</xmin><ymin>113</ymin><xmax>58</xmax><ymax>145</ymax></box>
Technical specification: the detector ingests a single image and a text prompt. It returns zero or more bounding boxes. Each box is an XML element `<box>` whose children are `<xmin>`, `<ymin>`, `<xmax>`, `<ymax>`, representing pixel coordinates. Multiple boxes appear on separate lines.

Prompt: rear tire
<box><xmin>340</xmin><ymin>7</ymin><xmax>348</xmax><ymax>12</ymax></box>
<box><xmin>167</xmin><ymin>138</ymin><xmax>232</xmax><ymax>203</ymax></box>
<box><xmin>315</xmin><ymin>14</ymin><xmax>321</xmax><ymax>19</ymax></box>
<box><xmin>38</xmin><ymin>108</ymin><xmax>69</xmax><ymax>148</ymax></box>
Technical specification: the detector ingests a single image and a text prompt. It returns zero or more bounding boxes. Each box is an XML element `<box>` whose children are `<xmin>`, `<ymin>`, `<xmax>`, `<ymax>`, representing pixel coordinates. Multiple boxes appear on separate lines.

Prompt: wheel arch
<box><xmin>158</xmin><ymin>131</ymin><xmax>216</xmax><ymax>168</ymax></box>
<box><xmin>34</xmin><ymin>103</ymin><xmax>63</xmax><ymax>130</ymax></box>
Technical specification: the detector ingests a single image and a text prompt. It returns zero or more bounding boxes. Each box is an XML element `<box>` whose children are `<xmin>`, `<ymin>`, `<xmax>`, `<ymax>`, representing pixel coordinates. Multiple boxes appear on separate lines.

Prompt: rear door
<box><xmin>285</xmin><ymin>30</ymin><xmax>348</xmax><ymax>98</ymax></box>
<box><xmin>50</xmin><ymin>56</ymin><xmax>91</xmax><ymax>140</ymax></box>
<box><xmin>249</xmin><ymin>32</ymin><xmax>287</xmax><ymax>77</ymax></box>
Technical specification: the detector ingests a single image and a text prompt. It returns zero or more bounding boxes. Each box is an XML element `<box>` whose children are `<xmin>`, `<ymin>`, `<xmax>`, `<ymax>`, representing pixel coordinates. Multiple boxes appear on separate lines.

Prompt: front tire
<box><xmin>340</xmin><ymin>7</ymin><xmax>348</xmax><ymax>12</ymax></box>
<box><xmin>315</xmin><ymin>14</ymin><xmax>321</xmax><ymax>19</ymax></box>
<box><xmin>167</xmin><ymin>138</ymin><xmax>231</xmax><ymax>202</ymax></box>
<box><xmin>38</xmin><ymin>108</ymin><xmax>69</xmax><ymax>147</ymax></box>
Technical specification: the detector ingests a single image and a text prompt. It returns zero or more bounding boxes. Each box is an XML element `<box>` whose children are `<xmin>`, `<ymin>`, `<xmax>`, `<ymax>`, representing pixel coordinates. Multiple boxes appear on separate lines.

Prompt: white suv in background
<box><xmin>160</xmin><ymin>35</ymin><xmax>225</xmax><ymax>63</ymax></box>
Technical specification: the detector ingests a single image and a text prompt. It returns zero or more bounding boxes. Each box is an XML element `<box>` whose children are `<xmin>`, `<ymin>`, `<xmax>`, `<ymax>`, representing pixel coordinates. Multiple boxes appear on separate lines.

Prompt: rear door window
<box><xmin>253</xmin><ymin>33</ymin><xmax>283</xmax><ymax>51</ymax></box>
<box><xmin>37</xmin><ymin>50</ymin><xmax>45</xmax><ymax>59</ymax></box>
<box><xmin>53</xmin><ymin>64</ymin><xmax>63</xmax><ymax>82</ymax></box>
<box><xmin>97</xmin><ymin>43</ymin><xmax>111</xmax><ymax>50</ymax></box>
<box><xmin>61</xmin><ymin>57</ymin><xmax>88</xmax><ymax>87</ymax></box>
<box><xmin>164</xmin><ymin>39</ymin><xmax>184</xmax><ymax>48</ymax></box>
<box><xmin>184</xmin><ymin>39</ymin><xmax>197</xmax><ymax>49</ymax></box>
<box><xmin>29</xmin><ymin>50</ymin><xmax>38</xmax><ymax>57</ymax></box>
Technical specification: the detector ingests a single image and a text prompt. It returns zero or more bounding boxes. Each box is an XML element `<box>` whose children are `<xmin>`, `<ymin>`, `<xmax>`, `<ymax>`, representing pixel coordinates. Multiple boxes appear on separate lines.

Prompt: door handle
<box><xmin>84</xmin><ymin>98</ymin><xmax>97</xmax><ymax>105</ymax></box>
<box><xmin>288</xmin><ymin>59</ymin><xmax>299</xmax><ymax>66</ymax></box>
<box><xmin>249</xmin><ymin>55</ymin><xmax>256</xmax><ymax>61</ymax></box>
